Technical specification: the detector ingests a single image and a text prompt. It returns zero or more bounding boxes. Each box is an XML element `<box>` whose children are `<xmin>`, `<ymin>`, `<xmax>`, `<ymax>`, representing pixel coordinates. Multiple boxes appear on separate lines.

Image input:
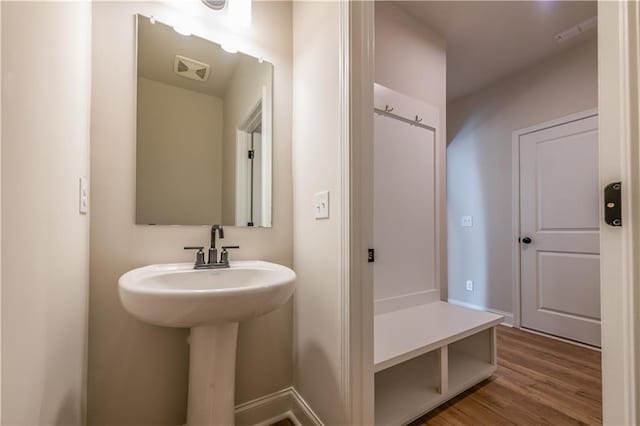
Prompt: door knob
<box><xmin>520</xmin><ymin>237</ymin><xmax>532</xmax><ymax>244</ymax></box>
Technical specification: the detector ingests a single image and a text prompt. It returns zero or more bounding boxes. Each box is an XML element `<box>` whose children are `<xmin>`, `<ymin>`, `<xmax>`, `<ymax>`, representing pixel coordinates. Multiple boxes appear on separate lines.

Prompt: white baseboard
<box><xmin>375</xmin><ymin>289</ymin><xmax>440</xmax><ymax>314</ymax></box>
<box><xmin>448</xmin><ymin>299</ymin><xmax>514</xmax><ymax>326</ymax></box>
<box><xmin>235</xmin><ymin>387</ymin><xmax>323</xmax><ymax>426</ymax></box>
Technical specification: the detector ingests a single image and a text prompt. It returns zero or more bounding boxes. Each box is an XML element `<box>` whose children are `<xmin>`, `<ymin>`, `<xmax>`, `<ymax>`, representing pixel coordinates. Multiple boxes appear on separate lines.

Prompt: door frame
<box><xmin>511</xmin><ymin>108</ymin><xmax>598</xmax><ymax>330</ymax></box>
<box><xmin>348</xmin><ymin>0</ymin><xmax>640</xmax><ymax>425</ymax></box>
<box><xmin>598</xmin><ymin>1</ymin><xmax>640</xmax><ymax>423</ymax></box>
<box><xmin>346</xmin><ymin>1</ymin><xmax>375</xmax><ymax>424</ymax></box>
<box><xmin>234</xmin><ymin>87</ymin><xmax>272</xmax><ymax>228</ymax></box>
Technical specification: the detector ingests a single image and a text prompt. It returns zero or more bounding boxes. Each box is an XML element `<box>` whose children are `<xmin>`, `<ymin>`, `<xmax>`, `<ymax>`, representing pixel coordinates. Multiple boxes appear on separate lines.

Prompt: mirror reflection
<box><xmin>136</xmin><ymin>15</ymin><xmax>273</xmax><ymax>227</ymax></box>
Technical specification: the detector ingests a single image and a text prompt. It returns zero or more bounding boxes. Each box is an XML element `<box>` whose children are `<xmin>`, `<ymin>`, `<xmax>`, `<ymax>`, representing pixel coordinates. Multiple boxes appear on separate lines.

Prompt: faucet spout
<box><xmin>209</xmin><ymin>225</ymin><xmax>224</xmax><ymax>264</ymax></box>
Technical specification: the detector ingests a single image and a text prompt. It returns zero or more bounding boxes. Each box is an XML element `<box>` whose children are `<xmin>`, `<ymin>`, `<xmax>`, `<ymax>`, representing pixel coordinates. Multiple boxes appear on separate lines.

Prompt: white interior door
<box><xmin>519</xmin><ymin>113</ymin><xmax>600</xmax><ymax>347</ymax></box>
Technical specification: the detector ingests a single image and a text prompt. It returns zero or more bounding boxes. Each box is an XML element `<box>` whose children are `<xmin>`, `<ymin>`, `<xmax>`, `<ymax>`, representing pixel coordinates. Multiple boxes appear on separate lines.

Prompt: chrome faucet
<box><xmin>209</xmin><ymin>224</ymin><xmax>224</xmax><ymax>265</ymax></box>
<box><xmin>184</xmin><ymin>225</ymin><xmax>239</xmax><ymax>269</ymax></box>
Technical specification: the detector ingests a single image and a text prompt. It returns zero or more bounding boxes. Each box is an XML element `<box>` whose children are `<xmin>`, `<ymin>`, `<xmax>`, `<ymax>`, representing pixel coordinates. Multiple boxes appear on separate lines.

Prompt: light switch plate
<box><xmin>461</xmin><ymin>216</ymin><xmax>473</xmax><ymax>227</ymax></box>
<box><xmin>466</xmin><ymin>280</ymin><xmax>474</xmax><ymax>291</ymax></box>
<box><xmin>314</xmin><ymin>191</ymin><xmax>329</xmax><ymax>219</ymax></box>
<box><xmin>79</xmin><ymin>177</ymin><xmax>88</xmax><ymax>215</ymax></box>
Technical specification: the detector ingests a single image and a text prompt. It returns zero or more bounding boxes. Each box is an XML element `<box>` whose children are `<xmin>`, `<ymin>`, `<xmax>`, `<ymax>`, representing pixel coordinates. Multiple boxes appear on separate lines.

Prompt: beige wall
<box><xmin>375</xmin><ymin>2</ymin><xmax>447</xmax><ymax>118</ymax></box>
<box><xmin>136</xmin><ymin>77</ymin><xmax>223</xmax><ymax>225</ymax></box>
<box><xmin>1</xmin><ymin>2</ymin><xmax>92</xmax><ymax>424</ymax></box>
<box><xmin>89</xmin><ymin>2</ymin><xmax>292</xmax><ymax>425</ymax></box>
<box><xmin>374</xmin><ymin>1</ymin><xmax>448</xmax><ymax>299</ymax></box>
<box><xmin>447</xmin><ymin>37</ymin><xmax>598</xmax><ymax>314</ymax></box>
<box><xmin>292</xmin><ymin>2</ymin><xmax>346</xmax><ymax>424</ymax></box>
<box><xmin>221</xmin><ymin>56</ymin><xmax>272</xmax><ymax>225</ymax></box>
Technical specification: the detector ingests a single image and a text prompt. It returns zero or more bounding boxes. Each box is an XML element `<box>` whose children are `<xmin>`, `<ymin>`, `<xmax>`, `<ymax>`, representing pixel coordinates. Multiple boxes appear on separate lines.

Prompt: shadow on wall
<box><xmin>89</xmin><ymin>299</ymin><xmax>190</xmax><ymax>426</ymax></box>
<box><xmin>447</xmin><ymin>94</ymin><xmax>517</xmax><ymax>310</ymax></box>
<box><xmin>51</xmin><ymin>390</ymin><xmax>83</xmax><ymax>426</ymax></box>
<box><xmin>296</xmin><ymin>342</ymin><xmax>346</xmax><ymax>425</ymax></box>
<box><xmin>447</xmin><ymin>124</ymin><xmax>489</xmax><ymax>310</ymax></box>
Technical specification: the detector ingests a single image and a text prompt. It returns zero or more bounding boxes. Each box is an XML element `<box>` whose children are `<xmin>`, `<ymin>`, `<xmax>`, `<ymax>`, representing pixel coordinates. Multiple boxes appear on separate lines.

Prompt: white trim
<box><xmin>235</xmin><ymin>130</ymin><xmax>252</xmax><ymax>227</ymax></box>
<box><xmin>598</xmin><ymin>1</ymin><xmax>639</xmax><ymax>423</ymax></box>
<box><xmin>375</xmin><ymin>289</ymin><xmax>440</xmax><ymax>315</ymax></box>
<box><xmin>290</xmin><ymin>387</ymin><xmax>323</xmax><ymax>426</ymax></box>
<box><xmin>234</xmin><ymin>88</ymin><xmax>273</xmax><ymax>228</ymax></box>
<box><xmin>373</xmin><ymin>83</ymin><xmax>438</xmax><ymax>127</ymax></box>
<box><xmin>448</xmin><ymin>298</ymin><xmax>514</xmax><ymax>327</ymax></box>
<box><xmin>234</xmin><ymin>387</ymin><xmax>323</xmax><ymax>426</ymax></box>
<box><xmin>338</xmin><ymin>1</ymin><xmax>352</xmax><ymax>424</ymax></box>
<box><xmin>510</xmin><ymin>108</ymin><xmax>598</xmax><ymax>329</ymax></box>
<box><xmin>347</xmin><ymin>1</ymin><xmax>375</xmax><ymax>425</ymax></box>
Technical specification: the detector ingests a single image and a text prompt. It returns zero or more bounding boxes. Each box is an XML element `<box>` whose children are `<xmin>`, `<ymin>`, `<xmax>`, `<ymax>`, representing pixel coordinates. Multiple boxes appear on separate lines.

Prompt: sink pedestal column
<box><xmin>187</xmin><ymin>323</ymin><xmax>239</xmax><ymax>426</ymax></box>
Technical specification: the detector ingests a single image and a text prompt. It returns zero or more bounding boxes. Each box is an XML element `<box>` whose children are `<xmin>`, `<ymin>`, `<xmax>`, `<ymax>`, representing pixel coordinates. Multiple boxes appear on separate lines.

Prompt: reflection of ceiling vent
<box><xmin>173</xmin><ymin>55</ymin><xmax>211</xmax><ymax>82</ymax></box>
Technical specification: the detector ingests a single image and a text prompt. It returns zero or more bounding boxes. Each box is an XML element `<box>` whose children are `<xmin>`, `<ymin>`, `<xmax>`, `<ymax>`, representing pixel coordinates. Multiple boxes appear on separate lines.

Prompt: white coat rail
<box><xmin>374</xmin><ymin>302</ymin><xmax>503</xmax><ymax>426</ymax></box>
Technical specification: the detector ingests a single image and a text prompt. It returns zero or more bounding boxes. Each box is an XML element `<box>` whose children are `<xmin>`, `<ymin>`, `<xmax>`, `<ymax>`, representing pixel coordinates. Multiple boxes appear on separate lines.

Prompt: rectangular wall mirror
<box><xmin>135</xmin><ymin>14</ymin><xmax>273</xmax><ymax>227</ymax></box>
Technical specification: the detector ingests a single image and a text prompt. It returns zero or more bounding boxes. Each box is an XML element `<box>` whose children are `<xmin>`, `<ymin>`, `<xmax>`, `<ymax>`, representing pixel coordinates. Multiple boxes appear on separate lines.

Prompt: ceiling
<box><xmin>395</xmin><ymin>1</ymin><xmax>597</xmax><ymax>102</ymax></box>
<box><xmin>138</xmin><ymin>16</ymin><xmax>241</xmax><ymax>98</ymax></box>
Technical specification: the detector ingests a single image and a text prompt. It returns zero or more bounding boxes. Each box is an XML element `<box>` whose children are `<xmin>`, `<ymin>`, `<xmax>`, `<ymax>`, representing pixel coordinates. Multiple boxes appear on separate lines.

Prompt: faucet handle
<box><xmin>220</xmin><ymin>246</ymin><xmax>240</xmax><ymax>264</ymax></box>
<box><xmin>184</xmin><ymin>246</ymin><xmax>205</xmax><ymax>266</ymax></box>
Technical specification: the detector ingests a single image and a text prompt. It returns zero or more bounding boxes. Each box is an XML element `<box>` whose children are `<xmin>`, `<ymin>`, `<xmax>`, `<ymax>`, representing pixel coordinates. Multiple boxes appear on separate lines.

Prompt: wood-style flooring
<box><xmin>411</xmin><ymin>326</ymin><xmax>602</xmax><ymax>426</ymax></box>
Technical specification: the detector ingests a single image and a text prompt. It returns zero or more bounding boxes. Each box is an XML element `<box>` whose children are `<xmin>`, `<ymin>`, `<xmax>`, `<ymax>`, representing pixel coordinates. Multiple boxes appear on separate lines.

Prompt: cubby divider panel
<box><xmin>374</xmin><ymin>350</ymin><xmax>442</xmax><ymax>426</ymax></box>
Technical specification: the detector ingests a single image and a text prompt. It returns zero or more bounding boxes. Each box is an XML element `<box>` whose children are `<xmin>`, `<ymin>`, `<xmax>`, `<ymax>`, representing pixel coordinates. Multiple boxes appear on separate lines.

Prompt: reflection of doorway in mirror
<box><xmin>251</xmin><ymin>128</ymin><xmax>263</xmax><ymax>227</ymax></box>
<box><xmin>236</xmin><ymin>92</ymin><xmax>269</xmax><ymax>227</ymax></box>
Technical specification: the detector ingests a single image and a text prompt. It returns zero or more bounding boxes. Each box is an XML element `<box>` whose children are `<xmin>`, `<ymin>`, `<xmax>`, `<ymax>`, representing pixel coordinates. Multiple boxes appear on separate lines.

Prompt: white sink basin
<box><xmin>118</xmin><ymin>260</ymin><xmax>296</xmax><ymax>426</ymax></box>
<box><xmin>119</xmin><ymin>261</ymin><xmax>296</xmax><ymax>327</ymax></box>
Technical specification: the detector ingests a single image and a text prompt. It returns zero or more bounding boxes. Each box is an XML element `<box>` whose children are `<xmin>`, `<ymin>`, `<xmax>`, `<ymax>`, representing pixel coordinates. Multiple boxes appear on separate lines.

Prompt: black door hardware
<box><xmin>519</xmin><ymin>237</ymin><xmax>532</xmax><ymax>244</ymax></box>
<box><xmin>604</xmin><ymin>182</ymin><xmax>622</xmax><ymax>227</ymax></box>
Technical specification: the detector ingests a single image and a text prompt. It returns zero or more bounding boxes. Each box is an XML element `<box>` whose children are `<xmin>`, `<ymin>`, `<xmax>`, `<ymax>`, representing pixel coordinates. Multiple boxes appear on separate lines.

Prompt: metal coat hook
<box><xmin>384</xmin><ymin>105</ymin><xmax>394</xmax><ymax>113</ymax></box>
<box><xmin>415</xmin><ymin>115</ymin><xmax>423</xmax><ymax>123</ymax></box>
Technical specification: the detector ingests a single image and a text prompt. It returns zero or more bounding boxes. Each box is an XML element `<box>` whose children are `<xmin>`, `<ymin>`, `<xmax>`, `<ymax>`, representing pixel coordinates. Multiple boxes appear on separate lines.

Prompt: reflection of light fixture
<box><xmin>173</xmin><ymin>25</ymin><xmax>191</xmax><ymax>36</ymax></box>
<box><xmin>221</xmin><ymin>43</ymin><xmax>238</xmax><ymax>54</ymax></box>
<box><xmin>201</xmin><ymin>0</ymin><xmax>227</xmax><ymax>11</ymax></box>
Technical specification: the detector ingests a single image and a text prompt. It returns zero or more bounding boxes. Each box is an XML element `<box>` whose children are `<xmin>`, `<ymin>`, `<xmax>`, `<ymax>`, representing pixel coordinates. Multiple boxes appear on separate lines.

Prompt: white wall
<box><xmin>292</xmin><ymin>2</ymin><xmax>346</xmax><ymax>424</ymax></box>
<box><xmin>447</xmin><ymin>37</ymin><xmax>598</xmax><ymax>315</ymax></box>
<box><xmin>375</xmin><ymin>2</ymin><xmax>447</xmax><ymax>120</ymax></box>
<box><xmin>1</xmin><ymin>2</ymin><xmax>92</xmax><ymax>424</ymax></box>
<box><xmin>137</xmin><ymin>77</ymin><xmax>224</xmax><ymax>225</ymax></box>
<box><xmin>89</xmin><ymin>2</ymin><xmax>293</xmax><ymax>425</ymax></box>
<box><xmin>374</xmin><ymin>2</ymin><xmax>448</xmax><ymax>299</ymax></box>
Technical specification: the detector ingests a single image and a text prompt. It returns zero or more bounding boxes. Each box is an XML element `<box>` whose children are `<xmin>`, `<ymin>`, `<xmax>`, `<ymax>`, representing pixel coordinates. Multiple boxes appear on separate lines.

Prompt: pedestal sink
<box><xmin>118</xmin><ymin>261</ymin><xmax>296</xmax><ymax>426</ymax></box>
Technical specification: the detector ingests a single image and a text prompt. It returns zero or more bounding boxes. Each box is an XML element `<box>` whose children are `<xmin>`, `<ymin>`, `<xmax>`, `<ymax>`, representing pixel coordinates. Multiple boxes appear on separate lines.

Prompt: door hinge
<box><xmin>248</xmin><ymin>150</ymin><xmax>255</xmax><ymax>159</ymax></box>
<box><xmin>604</xmin><ymin>182</ymin><xmax>622</xmax><ymax>227</ymax></box>
<box><xmin>368</xmin><ymin>248</ymin><xmax>375</xmax><ymax>263</ymax></box>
